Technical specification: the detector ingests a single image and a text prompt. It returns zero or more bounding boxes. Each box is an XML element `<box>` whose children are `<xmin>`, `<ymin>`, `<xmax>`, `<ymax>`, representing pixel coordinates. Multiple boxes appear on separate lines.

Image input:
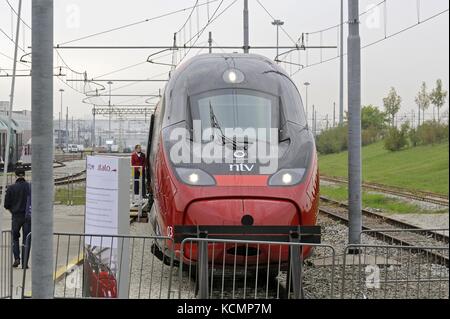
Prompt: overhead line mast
<box><xmin>244</xmin><ymin>0</ymin><xmax>249</xmax><ymax>53</ymax></box>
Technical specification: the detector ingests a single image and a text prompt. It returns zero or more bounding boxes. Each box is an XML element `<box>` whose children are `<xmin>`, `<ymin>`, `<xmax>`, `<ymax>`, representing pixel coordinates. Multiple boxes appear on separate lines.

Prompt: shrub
<box><xmin>416</xmin><ymin>121</ymin><xmax>449</xmax><ymax>145</ymax></box>
<box><xmin>384</xmin><ymin>124</ymin><xmax>409</xmax><ymax>152</ymax></box>
<box><xmin>316</xmin><ymin>125</ymin><xmax>348</xmax><ymax>155</ymax></box>
<box><xmin>408</xmin><ymin>128</ymin><xmax>420</xmax><ymax>147</ymax></box>
<box><xmin>362</xmin><ymin>126</ymin><xmax>380</xmax><ymax>146</ymax></box>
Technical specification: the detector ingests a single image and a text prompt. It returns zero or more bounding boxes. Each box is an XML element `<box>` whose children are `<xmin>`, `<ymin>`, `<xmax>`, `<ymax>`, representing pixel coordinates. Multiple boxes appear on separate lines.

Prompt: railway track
<box><xmin>320</xmin><ymin>196</ymin><xmax>449</xmax><ymax>266</ymax></box>
<box><xmin>53</xmin><ymin>172</ymin><xmax>86</xmax><ymax>186</ymax></box>
<box><xmin>54</xmin><ymin>153</ymin><xmax>92</xmax><ymax>163</ymax></box>
<box><xmin>321</xmin><ymin>175</ymin><xmax>449</xmax><ymax>207</ymax></box>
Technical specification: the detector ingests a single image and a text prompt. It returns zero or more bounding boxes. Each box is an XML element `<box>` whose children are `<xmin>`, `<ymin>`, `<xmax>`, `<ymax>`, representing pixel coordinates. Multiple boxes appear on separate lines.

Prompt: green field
<box><xmin>321</xmin><ymin>185</ymin><xmax>448</xmax><ymax>215</ymax></box>
<box><xmin>319</xmin><ymin>142</ymin><xmax>449</xmax><ymax>195</ymax></box>
<box><xmin>55</xmin><ymin>187</ymin><xmax>86</xmax><ymax>206</ymax></box>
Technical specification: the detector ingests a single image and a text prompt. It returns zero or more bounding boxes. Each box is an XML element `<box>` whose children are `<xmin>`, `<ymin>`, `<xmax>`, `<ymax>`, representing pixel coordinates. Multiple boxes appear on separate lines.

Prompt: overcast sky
<box><xmin>0</xmin><ymin>0</ymin><xmax>448</xmax><ymax>122</ymax></box>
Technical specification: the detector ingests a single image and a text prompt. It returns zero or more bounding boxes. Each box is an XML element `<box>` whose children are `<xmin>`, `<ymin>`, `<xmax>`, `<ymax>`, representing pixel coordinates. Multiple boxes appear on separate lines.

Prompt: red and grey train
<box><xmin>146</xmin><ymin>53</ymin><xmax>320</xmax><ymax>265</ymax></box>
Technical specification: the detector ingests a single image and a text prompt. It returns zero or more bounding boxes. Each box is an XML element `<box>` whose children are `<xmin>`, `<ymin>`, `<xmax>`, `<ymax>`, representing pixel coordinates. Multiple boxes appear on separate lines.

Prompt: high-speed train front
<box><xmin>147</xmin><ymin>53</ymin><xmax>319</xmax><ymax>265</ymax></box>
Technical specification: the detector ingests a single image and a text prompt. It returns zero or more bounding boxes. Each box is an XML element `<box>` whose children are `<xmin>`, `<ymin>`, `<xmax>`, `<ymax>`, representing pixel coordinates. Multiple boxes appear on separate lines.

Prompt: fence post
<box><xmin>289</xmin><ymin>231</ymin><xmax>304</xmax><ymax>299</ymax></box>
<box><xmin>197</xmin><ymin>231</ymin><xmax>209</xmax><ymax>299</ymax></box>
<box><xmin>71</xmin><ymin>173</ymin><xmax>74</xmax><ymax>206</ymax></box>
<box><xmin>138</xmin><ymin>167</ymin><xmax>143</xmax><ymax>222</ymax></box>
<box><xmin>10</xmin><ymin>232</ymin><xmax>13</xmax><ymax>299</ymax></box>
<box><xmin>21</xmin><ymin>233</ymin><xmax>32</xmax><ymax>299</ymax></box>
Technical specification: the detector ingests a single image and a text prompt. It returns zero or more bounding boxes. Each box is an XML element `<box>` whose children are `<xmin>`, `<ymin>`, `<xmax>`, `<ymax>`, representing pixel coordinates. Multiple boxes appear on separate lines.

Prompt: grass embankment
<box><xmin>319</xmin><ymin>142</ymin><xmax>449</xmax><ymax>195</ymax></box>
<box><xmin>55</xmin><ymin>187</ymin><xmax>86</xmax><ymax>206</ymax></box>
<box><xmin>321</xmin><ymin>185</ymin><xmax>448</xmax><ymax>215</ymax></box>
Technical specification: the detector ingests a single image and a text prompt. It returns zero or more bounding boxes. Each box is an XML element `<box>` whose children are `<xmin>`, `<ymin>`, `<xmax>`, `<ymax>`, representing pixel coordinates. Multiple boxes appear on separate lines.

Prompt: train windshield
<box><xmin>191</xmin><ymin>89</ymin><xmax>279</xmax><ymax>143</ymax></box>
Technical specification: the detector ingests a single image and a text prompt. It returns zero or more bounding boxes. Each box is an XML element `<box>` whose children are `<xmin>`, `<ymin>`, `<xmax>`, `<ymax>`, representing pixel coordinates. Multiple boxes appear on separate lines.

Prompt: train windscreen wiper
<box><xmin>209</xmin><ymin>101</ymin><xmax>239</xmax><ymax>149</ymax></box>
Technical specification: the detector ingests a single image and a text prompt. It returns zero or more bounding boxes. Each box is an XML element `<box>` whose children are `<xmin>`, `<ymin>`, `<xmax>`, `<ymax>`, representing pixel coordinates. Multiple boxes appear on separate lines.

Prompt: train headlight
<box><xmin>175</xmin><ymin>168</ymin><xmax>216</xmax><ymax>186</ymax></box>
<box><xmin>189</xmin><ymin>173</ymin><xmax>199</xmax><ymax>184</ymax></box>
<box><xmin>282</xmin><ymin>173</ymin><xmax>293</xmax><ymax>185</ymax></box>
<box><xmin>223</xmin><ymin>69</ymin><xmax>245</xmax><ymax>84</ymax></box>
<box><xmin>228</xmin><ymin>71</ymin><xmax>237</xmax><ymax>83</ymax></box>
<box><xmin>268</xmin><ymin>168</ymin><xmax>306</xmax><ymax>186</ymax></box>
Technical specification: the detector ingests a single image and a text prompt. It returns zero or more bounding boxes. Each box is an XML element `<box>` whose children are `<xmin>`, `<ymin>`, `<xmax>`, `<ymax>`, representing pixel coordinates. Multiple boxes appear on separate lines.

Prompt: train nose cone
<box><xmin>241</xmin><ymin>214</ymin><xmax>254</xmax><ymax>226</ymax></box>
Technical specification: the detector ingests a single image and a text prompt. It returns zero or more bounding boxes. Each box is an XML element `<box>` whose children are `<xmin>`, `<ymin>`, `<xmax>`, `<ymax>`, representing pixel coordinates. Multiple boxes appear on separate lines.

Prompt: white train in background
<box><xmin>0</xmin><ymin>116</ymin><xmax>29</xmax><ymax>171</ymax></box>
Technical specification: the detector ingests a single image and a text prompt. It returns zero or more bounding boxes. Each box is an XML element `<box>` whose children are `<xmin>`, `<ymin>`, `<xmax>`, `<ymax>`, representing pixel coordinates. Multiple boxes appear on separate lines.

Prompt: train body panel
<box><xmin>0</xmin><ymin>116</ymin><xmax>26</xmax><ymax>170</ymax></box>
<box><xmin>147</xmin><ymin>53</ymin><xmax>319</xmax><ymax>265</ymax></box>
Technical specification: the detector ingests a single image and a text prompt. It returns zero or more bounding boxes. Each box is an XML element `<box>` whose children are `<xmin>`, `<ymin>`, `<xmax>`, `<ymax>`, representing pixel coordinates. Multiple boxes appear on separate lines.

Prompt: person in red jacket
<box><xmin>131</xmin><ymin>145</ymin><xmax>146</xmax><ymax>197</ymax></box>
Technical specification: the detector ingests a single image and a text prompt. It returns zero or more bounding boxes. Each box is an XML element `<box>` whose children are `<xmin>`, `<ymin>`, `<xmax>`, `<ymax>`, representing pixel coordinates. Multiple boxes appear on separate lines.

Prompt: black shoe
<box><xmin>22</xmin><ymin>265</ymin><xmax>29</xmax><ymax>270</ymax></box>
<box><xmin>12</xmin><ymin>259</ymin><xmax>20</xmax><ymax>268</ymax></box>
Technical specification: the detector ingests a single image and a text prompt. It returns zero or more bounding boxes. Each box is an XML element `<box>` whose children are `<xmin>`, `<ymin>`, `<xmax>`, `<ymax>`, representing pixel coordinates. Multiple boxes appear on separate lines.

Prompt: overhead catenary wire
<box><xmin>288</xmin><ymin>7</ymin><xmax>449</xmax><ymax>76</ymax></box>
<box><xmin>305</xmin><ymin>0</ymin><xmax>387</xmax><ymax>36</ymax></box>
<box><xmin>0</xmin><ymin>51</ymin><xmax>30</xmax><ymax>67</ymax></box>
<box><xmin>176</xmin><ymin>0</ymin><xmax>200</xmax><ymax>33</ymax></box>
<box><xmin>275</xmin><ymin>0</ymin><xmax>387</xmax><ymax>73</ymax></box>
<box><xmin>0</xmin><ymin>26</ymin><xmax>26</xmax><ymax>52</ymax></box>
<box><xmin>57</xmin><ymin>0</ymin><xmax>221</xmax><ymax>46</ymax></box>
<box><xmin>177</xmin><ymin>0</ymin><xmax>233</xmax><ymax>65</ymax></box>
<box><xmin>5</xmin><ymin>0</ymin><xmax>31</xmax><ymax>30</ymax></box>
<box><xmin>183</xmin><ymin>0</ymin><xmax>228</xmax><ymax>46</ymax></box>
<box><xmin>255</xmin><ymin>0</ymin><xmax>297</xmax><ymax>45</ymax></box>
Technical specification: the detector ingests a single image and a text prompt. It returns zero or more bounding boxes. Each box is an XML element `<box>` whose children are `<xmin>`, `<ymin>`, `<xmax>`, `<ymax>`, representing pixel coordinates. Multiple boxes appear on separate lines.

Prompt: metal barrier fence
<box><xmin>10</xmin><ymin>231</ymin><xmax>450</xmax><ymax>299</ymax></box>
<box><xmin>54</xmin><ymin>233</ymin><xmax>172</xmax><ymax>299</ymax></box>
<box><xmin>0</xmin><ymin>231</ymin><xmax>12</xmax><ymax>299</ymax></box>
<box><xmin>178</xmin><ymin>238</ymin><xmax>337</xmax><ymax>299</ymax></box>
<box><xmin>341</xmin><ymin>244</ymin><xmax>449</xmax><ymax>299</ymax></box>
<box><xmin>21</xmin><ymin>233</ymin><xmax>175</xmax><ymax>299</ymax></box>
<box><xmin>54</xmin><ymin>173</ymin><xmax>86</xmax><ymax>206</ymax></box>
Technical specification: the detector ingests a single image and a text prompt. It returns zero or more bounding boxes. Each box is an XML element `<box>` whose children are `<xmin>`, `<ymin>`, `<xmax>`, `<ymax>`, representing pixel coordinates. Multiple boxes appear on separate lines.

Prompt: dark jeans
<box><xmin>12</xmin><ymin>214</ymin><xmax>31</xmax><ymax>264</ymax></box>
<box><xmin>134</xmin><ymin>170</ymin><xmax>146</xmax><ymax>197</ymax></box>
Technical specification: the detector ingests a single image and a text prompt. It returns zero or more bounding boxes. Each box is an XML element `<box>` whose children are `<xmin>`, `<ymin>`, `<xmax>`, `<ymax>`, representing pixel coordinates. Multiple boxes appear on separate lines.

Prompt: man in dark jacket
<box><xmin>4</xmin><ymin>167</ymin><xmax>31</xmax><ymax>268</ymax></box>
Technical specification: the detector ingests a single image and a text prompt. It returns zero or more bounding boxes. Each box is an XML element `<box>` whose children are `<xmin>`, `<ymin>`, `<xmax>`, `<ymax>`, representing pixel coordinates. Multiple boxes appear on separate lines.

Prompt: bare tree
<box><xmin>430</xmin><ymin>79</ymin><xmax>448</xmax><ymax>123</ymax></box>
<box><xmin>383</xmin><ymin>87</ymin><xmax>402</xmax><ymax>127</ymax></box>
<box><xmin>415</xmin><ymin>82</ymin><xmax>430</xmax><ymax>125</ymax></box>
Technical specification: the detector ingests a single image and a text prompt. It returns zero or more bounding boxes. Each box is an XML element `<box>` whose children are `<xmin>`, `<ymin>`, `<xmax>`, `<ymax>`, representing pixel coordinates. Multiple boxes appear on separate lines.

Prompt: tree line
<box><xmin>317</xmin><ymin>79</ymin><xmax>448</xmax><ymax>154</ymax></box>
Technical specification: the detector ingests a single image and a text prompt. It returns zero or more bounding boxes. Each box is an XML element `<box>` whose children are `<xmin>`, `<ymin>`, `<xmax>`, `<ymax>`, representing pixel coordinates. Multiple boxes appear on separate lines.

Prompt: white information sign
<box><xmin>84</xmin><ymin>155</ymin><xmax>130</xmax><ymax>298</ymax></box>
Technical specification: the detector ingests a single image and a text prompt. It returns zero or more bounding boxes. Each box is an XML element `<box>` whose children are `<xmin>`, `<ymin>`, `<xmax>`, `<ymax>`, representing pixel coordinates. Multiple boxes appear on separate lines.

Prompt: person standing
<box><xmin>131</xmin><ymin>145</ymin><xmax>146</xmax><ymax>198</ymax></box>
<box><xmin>4</xmin><ymin>167</ymin><xmax>31</xmax><ymax>268</ymax></box>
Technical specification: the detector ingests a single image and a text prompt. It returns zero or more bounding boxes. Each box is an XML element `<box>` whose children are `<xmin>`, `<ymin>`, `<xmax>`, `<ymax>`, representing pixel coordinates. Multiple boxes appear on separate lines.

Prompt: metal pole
<box><xmin>306</xmin><ymin>86</ymin><xmax>309</xmax><ymax>128</ymax></box>
<box><xmin>208</xmin><ymin>32</ymin><xmax>213</xmax><ymax>53</ymax></box>
<box><xmin>243</xmin><ymin>0</ymin><xmax>249</xmax><ymax>53</ymax></box>
<box><xmin>418</xmin><ymin>107</ymin><xmax>421</xmax><ymax>127</ymax></box>
<box><xmin>92</xmin><ymin>106</ymin><xmax>96</xmax><ymax>149</ymax></box>
<box><xmin>32</xmin><ymin>0</ymin><xmax>54</xmax><ymax>298</ymax></box>
<box><xmin>171</xmin><ymin>33</ymin><xmax>177</xmax><ymax>73</ymax></box>
<box><xmin>312</xmin><ymin>105</ymin><xmax>316</xmax><ymax>137</ymax></box>
<box><xmin>108</xmin><ymin>81</ymin><xmax>113</xmax><ymax>139</ymax></box>
<box><xmin>59</xmin><ymin>89</ymin><xmax>64</xmax><ymax>148</ymax></box>
<box><xmin>339</xmin><ymin>0</ymin><xmax>345</xmax><ymax>125</ymax></box>
<box><xmin>304</xmin><ymin>82</ymin><xmax>310</xmax><ymax>128</ymax></box>
<box><xmin>333</xmin><ymin>102</ymin><xmax>336</xmax><ymax>128</ymax></box>
<box><xmin>272</xmin><ymin>20</ymin><xmax>284</xmax><ymax>63</ymax></box>
<box><xmin>316</xmin><ymin>110</ymin><xmax>318</xmax><ymax>135</ymax></box>
<box><xmin>348</xmin><ymin>0</ymin><xmax>362</xmax><ymax>246</ymax></box>
<box><xmin>276</xmin><ymin>25</ymin><xmax>279</xmax><ymax>62</ymax></box>
<box><xmin>0</xmin><ymin>0</ymin><xmax>22</xmax><ymax>237</ymax></box>
<box><xmin>66</xmin><ymin>106</ymin><xmax>69</xmax><ymax>150</ymax></box>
